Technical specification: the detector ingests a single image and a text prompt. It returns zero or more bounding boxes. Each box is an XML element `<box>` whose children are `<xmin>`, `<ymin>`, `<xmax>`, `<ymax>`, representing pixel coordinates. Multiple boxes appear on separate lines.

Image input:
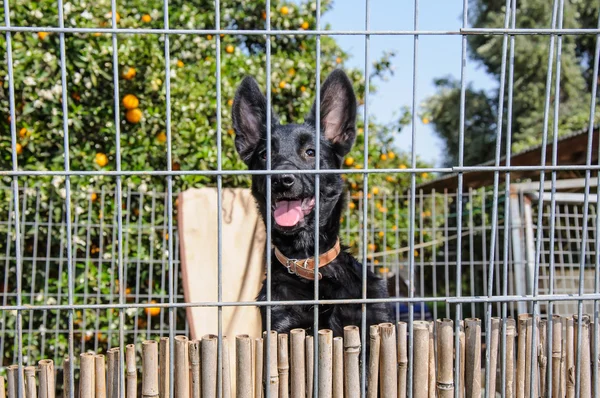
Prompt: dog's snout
<box><xmin>273</xmin><ymin>174</ymin><xmax>296</xmax><ymax>189</ymax></box>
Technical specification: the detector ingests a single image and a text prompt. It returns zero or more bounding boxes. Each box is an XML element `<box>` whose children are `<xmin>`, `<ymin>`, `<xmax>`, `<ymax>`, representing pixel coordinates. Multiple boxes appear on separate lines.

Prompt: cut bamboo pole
<box><xmin>24</xmin><ymin>366</ymin><xmax>36</xmax><ymax>398</ymax></box>
<box><xmin>1</xmin><ymin>376</ymin><xmax>5</xmax><ymax>398</ymax></box>
<box><xmin>255</xmin><ymin>338</ymin><xmax>264</xmax><ymax>398</ymax></box>
<box><xmin>524</xmin><ymin>316</ymin><xmax>538</xmax><ymax>398</ymax></box>
<box><xmin>159</xmin><ymin>337</ymin><xmax>170</xmax><ymax>398</ymax></box>
<box><xmin>189</xmin><ymin>340</ymin><xmax>201</xmax><ymax>398</ymax></box>
<box><xmin>551</xmin><ymin>316</ymin><xmax>562</xmax><ymax>398</ymax></box>
<box><xmin>413</xmin><ymin>321</ymin><xmax>430</xmax><ymax>398</ymax></box>
<box><xmin>539</xmin><ymin>319</ymin><xmax>548</xmax><ymax>398</ymax></box>
<box><xmin>38</xmin><ymin>359</ymin><xmax>54</xmax><ymax>398</ymax></box>
<box><xmin>63</xmin><ymin>357</ymin><xmax>71</xmax><ymax>398</ymax></box>
<box><xmin>236</xmin><ymin>335</ymin><xmax>252</xmax><ymax>398</ymax></box>
<box><xmin>290</xmin><ymin>329</ymin><xmax>306</xmax><ymax>398</ymax></box>
<box><xmin>367</xmin><ymin>325</ymin><xmax>380</xmax><ymax>398</ymax></box>
<box><xmin>378</xmin><ymin>323</ymin><xmax>397</xmax><ymax>398</ymax></box>
<box><xmin>506</xmin><ymin>318</ymin><xmax>516</xmax><ymax>398</ymax></box>
<box><xmin>428</xmin><ymin>322</ymin><xmax>435</xmax><ymax>398</ymax></box>
<box><xmin>306</xmin><ymin>336</ymin><xmax>314</xmax><ymax>398</ymax></box>
<box><xmin>489</xmin><ymin>317</ymin><xmax>500</xmax><ymax>397</ymax></box>
<box><xmin>141</xmin><ymin>340</ymin><xmax>159</xmax><ymax>398</ymax></box>
<box><xmin>398</xmin><ymin>322</ymin><xmax>408</xmax><ymax>398</ymax></box>
<box><xmin>278</xmin><ymin>334</ymin><xmax>289</xmax><ymax>398</ymax></box>
<box><xmin>574</xmin><ymin>315</ymin><xmax>591</xmax><ymax>398</ymax></box>
<box><xmin>517</xmin><ymin>314</ymin><xmax>528</xmax><ymax>398</ymax></box>
<box><xmin>174</xmin><ymin>335</ymin><xmax>190</xmax><ymax>398</ymax></box>
<box><xmin>318</xmin><ymin>329</ymin><xmax>333</xmax><ymax>398</ymax></box>
<box><xmin>95</xmin><ymin>355</ymin><xmax>107</xmax><ymax>398</ymax></box>
<box><xmin>436</xmin><ymin>319</ymin><xmax>454</xmax><ymax>398</ymax></box>
<box><xmin>460</xmin><ymin>324</ymin><xmax>465</xmax><ymax>398</ymax></box>
<box><xmin>80</xmin><ymin>352</ymin><xmax>96</xmax><ymax>398</ymax></box>
<box><xmin>332</xmin><ymin>337</ymin><xmax>343</xmax><ymax>398</ymax></box>
<box><xmin>264</xmin><ymin>331</ymin><xmax>279</xmax><ymax>398</ymax></box>
<box><xmin>202</xmin><ymin>334</ymin><xmax>218</xmax><ymax>398</ymax></box>
<box><xmin>343</xmin><ymin>326</ymin><xmax>360</xmax><ymax>398</ymax></box>
<box><xmin>464</xmin><ymin>318</ymin><xmax>481</xmax><ymax>398</ymax></box>
<box><xmin>566</xmin><ymin>317</ymin><xmax>574</xmax><ymax>398</ymax></box>
<box><xmin>125</xmin><ymin>345</ymin><xmax>136</xmax><ymax>398</ymax></box>
<box><xmin>107</xmin><ymin>348</ymin><xmax>120</xmax><ymax>398</ymax></box>
<box><xmin>6</xmin><ymin>365</ymin><xmax>23</xmax><ymax>398</ymax></box>
<box><xmin>222</xmin><ymin>337</ymin><xmax>232</xmax><ymax>398</ymax></box>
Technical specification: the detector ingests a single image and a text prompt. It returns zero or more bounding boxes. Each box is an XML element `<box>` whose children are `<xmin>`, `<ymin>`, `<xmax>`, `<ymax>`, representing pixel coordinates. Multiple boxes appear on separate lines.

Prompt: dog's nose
<box><xmin>273</xmin><ymin>174</ymin><xmax>296</xmax><ymax>188</ymax></box>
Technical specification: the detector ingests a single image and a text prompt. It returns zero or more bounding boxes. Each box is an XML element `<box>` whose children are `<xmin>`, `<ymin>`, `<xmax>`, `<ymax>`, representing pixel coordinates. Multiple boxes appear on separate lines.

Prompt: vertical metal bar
<box><xmin>593</xmin><ymin>13</ymin><xmax>600</xmax><ymax>398</ymax></box>
<box><xmin>26</xmin><ymin>188</ymin><xmax>41</xmax><ymax>364</ymax></box>
<box><xmin>0</xmin><ymin>187</ymin><xmax>14</xmax><ymax>365</ymax></box>
<box><xmin>80</xmin><ymin>191</ymin><xmax>94</xmax><ymax>353</ymax></box>
<box><xmin>468</xmin><ymin>188</ymin><xmax>475</xmax><ymax>316</ymax></box>
<box><xmin>444</xmin><ymin>190</ymin><xmax>450</xmax><ymax>319</ymax></box>
<box><xmin>431</xmin><ymin>190</ymin><xmax>437</xmax><ymax>323</ymax></box>
<box><xmin>419</xmin><ymin>190</ymin><xmax>424</xmax><ymax>320</ymax></box>
<box><xmin>265</xmin><ymin>0</ymin><xmax>273</xmax><ymax>396</ymax></box>
<box><xmin>394</xmin><ymin>191</ymin><xmax>401</xmax><ymax>322</ymax></box>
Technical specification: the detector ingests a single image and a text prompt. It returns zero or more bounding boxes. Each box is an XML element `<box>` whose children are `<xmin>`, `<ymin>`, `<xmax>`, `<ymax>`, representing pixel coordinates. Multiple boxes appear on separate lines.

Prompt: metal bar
<box><xmin>265</xmin><ymin>0</ymin><xmax>273</xmax><ymax>397</ymax></box>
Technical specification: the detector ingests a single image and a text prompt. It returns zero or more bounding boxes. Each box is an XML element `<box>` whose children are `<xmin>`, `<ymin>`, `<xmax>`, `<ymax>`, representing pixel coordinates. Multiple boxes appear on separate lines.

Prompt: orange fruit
<box><xmin>421</xmin><ymin>172</ymin><xmax>429</xmax><ymax>179</ymax></box>
<box><xmin>122</xmin><ymin>94</ymin><xmax>139</xmax><ymax>110</ymax></box>
<box><xmin>177</xmin><ymin>60</ymin><xmax>184</xmax><ymax>68</ymax></box>
<box><xmin>388</xmin><ymin>151</ymin><xmax>395</xmax><ymax>159</ymax></box>
<box><xmin>380</xmin><ymin>154</ymin><xmax>387</xmax><ymax>161</ymax></box>
<box><xmin>378</xmin><ymin>231</ymin><xmax>384</xmax><ymax>238</ymax></box>
<box><xmin>156</xmin><ymin>132</ymin><xmax>167</xmax><ymax>143</ymax></box>
<box><xmin>344</xmin><ymin>157</ymin><xmax>354</xmax><ymax>166</ymax></box>
<box><xmin>91</xmin><ymin>193</ymin><xmax>98</xmax><ymax>202</ymax></box>
<box><xmin>172</xmin><ymin>161</ymin><xmax>180</xmax><ymax>171</ymax></box>
<box><xmin>93</xmin><ymin>32</ymin><xmax>102</xmax><ymax>37</ymax></box>
<box><xmin>358</xmin><ymin>127</ymin><xmax>364</xmax><ymax>134</ymax></box>
<box><xmin>261</xmin><ymin>10</ymin><xmax>267</xmax><ymax>20</ymax></box>
<box><xmin>399</xmin><ymin>164</ymin><xmax>407</xmax><ymax>169</ymax></box>
<box><xmin>288</xmin><ymin>68</ymin><xmax>296</xmax><ymax>76</ymax></box>
<box><xmin>207</xmin><ymin>34</ymin><xmax>213</xmax><ymax>40</ymax></box>
<box><xmin>391</xmin><ymin>225</ymin><xmax>397</xmax><ymax>231</ymax></box>
<box><xmin>351</xmin><ymin>182</ymin><xmax>357</xmax><ymax>190</ymax></box>
<box><xmin>386</xmin><ymin>176</ymin><xmax>395</xmax><ymax>182</ymax></box>
<box><xmin>372</xmin><ymin>187</ymin><xmax>379</xmax><ymax>195</ymax></box>
<box><xmin>422</xmin><ymin>118</ymin><xmax>430</xmax><ymax>124</ymax></box>
<box><xmin>95</xmin><ymin>153</ymin><xmax>108</xmax><ymax>167</ymax></box>
<box><xmin>227</xmin><ymin>99</ymin><xmax>234</xmax><ymax>106</ymax></box>
<box><xmin>38</xmin><ymin>32</ymin><xmax>49</xmax><ymax>40</ymax></box>
<box><xmin>141</xmin><ymin>14</ymin><xmax>152</xmax><ymax>23</ymax></box>
<box><xmin>279</xmin><ymin>81</ymin><xmax>286</xmax><ymax>89</ymax></box>
<box><xmin>107</xmin><ymin>12</ymin><xmax>120</xmax><ymax>23</ymax></box>
<box><xmin>336</xmin><ymin>57</ymin><xmax>342</xmax><ymax>64</ymax></box>
<box><xmin>280</xmin><ymin>6</ymin><xmax>289</xmax><ymax>15</ymax></box>
<box><xmin>145</xmin><ymin>301</ymin><xmax>161</xmax><ymax>317</ymax></box>
<box><xmin>225</xmin><ymin>45</ymin><xmax>234</xmax><ymax>54</ymax></box>
<box><xmin>380</xmin><ymin>207</ymin><xmax>387</xmax><ymax>213</ymax></box>
<box><xmin>19</xmin><ymin>127</ymin><xmax>28</xmax><ymax>138</ymax></box>
<box><xmin>348</xmin><ymin>202</ymin><xmax>356</xmax><ymax>210</ymax></box>
<box><xmin>374</xmin><ymin>259</ymin><xmax>380</xmax><ymax>265</ymax></box>
<box><xmin>15</xmin><ymin>143</ymin><xmax>23</xmax><ymax>155</ymax></box>
<box><xmin>300</xmin><ymin>86</ymin><xmax>306</xmax><ymax>92</ymax></box>
<box><xmin>122</xmin><ymin>67</ymin><xmax>136</xmax><ymax>80</ymax></box>
<box><xmin>301</xmin><ymin>21</ymin><xmax>309</xmax><ymax>30</ymax></box>
<box><xmin>126</xmin><ymin>108</ymin><xmax>142</xmax><ymax>124</ymax></box>
<box><xmin>368</xmin><ymin>243</ymin><xmax>376</xmax><ymax>251</ymax></box>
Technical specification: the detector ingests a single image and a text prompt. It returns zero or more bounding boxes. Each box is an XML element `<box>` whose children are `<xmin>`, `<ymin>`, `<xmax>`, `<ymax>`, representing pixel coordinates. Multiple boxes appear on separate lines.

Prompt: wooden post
<box><xmin>38</xmin><ymin>359</ymin><xmax>54</xmax><ymax>398</ymax></box>
<box><xmin>255</xmin><ymin>338</ymin><xmax>264</xmax><ymax>398</ymax></box>
<box><xmin>464</xmin><ymin>318</ymin><xmax>481</xmax><ymax>398</ymax></box>
<box><xmin>189</xmin><ymin>340</ymin><xmax>201</xmax><ymax>398</ymax></box>
<box><xmin>222</xmin><ymin>337</ymin><xmax>232</xmax><ymax>398</ymax></box>
<box><xmin>436</xmin><ymin>319</ymin><xmax>454</xmax><ymax>398</ymax></box>
<box><xmin>62</xmin><ymin>358</ymin><xmax>71</xmax><ymax>398</ymax></box>
<box><xmin>201</xmin><ymin>334</ymin><xmax>218</xmax><ymax>398</ymax></box>
<box><xmin>306</xmin><ymin>336</ymin><xmax>314</xmax><ymax>398</ymax></box>
<box><xmin>80</xmin><ymin>352</ymin><xmax>96</xmax><ymax>398</ymax></box>
<box><xmin>398</xmin><ymin>322</ymin><xmax>408</xmax><ymax>398</ymax></box>
<box><xmin>318</xmin><ymin>329</ymin><xmax>333</xmax><ymax>398</ymax></box>
<box><xmin>489</xmin><ymin>317</ymin><xmax>500</xmax><ymax>397</ymax></box>
<box><xmin>551</xmin><ymin>316</ymin><xmax>562</xmax><ymax>398</ymax></box>
<box><xmin>414</xmin><ymin>321</ymin><xmax>430</xmax><ymax>398</ymax></box>
<box><xmin>290</xmin><ymin>329</ymin><xmax>306</xmax><ymax>398</ymax></box>
<box><xmin>378</xmin><ymin>323</ymin><xmax>397</xmax><ymax>398</ymax></box>
<box><xmin>517</xmin><ymin>314</ymin><xmax>528</xmax><ymax>398</ymax></box>
<box><xmin>574</xmin><ymin>315</ymin><xmax>591</xmax><ymax>398</ymax></box>
<box><xmin>235</xmin><ymin>335</ymin><xmax>252</xmax><ymax>398</ymax></box>
<box><xmin>24</xmin><ymin>366</ymin><xmax>36</xmax><ymax>398</ymax></box>
<box><xmin>141</xmin><ymin>340</ymin><xmax>159</xmax><ymax>398</ymax></box>
<box><xmin>343</xmin><ymin>326</ymin><xmax>360</xmax><ymax>398</ymax></box>
<box><xmin>332</xmin><ymin>337</ymin><xmax>343</xmax><ymax>398</ymax></box>
<box><xmin>175</xmin><ymin>335</ymin><xmax>190</xmax><ymax>398</ymax></box>
<box><xmin>125</xmin><ymin>345</ymin><xmax>136</xmax><ymax>398</ymax></box>
<box><xmin>264</xmin><ymin>331</ymin><xmax>279</xmax><ymax>398</ymax></box>
<box><xmin>566</xmin><ymin>317</ymin><xmax>574</xmax><ymax>398</ymax></box>
<box><xmin>278</xmin><ymin>334</ymin><xmax>289</xmax><ymax>398</ymax></box>
<box><xmin>367</xmin><ymin>325</ymin><xmax>380</xmax><ymax>398</ymax></box>
<box><xmin>159</xmin><ymin>337</ymin><xmax>170</xmax><ymax>398</ymax></box>
<box><xmin>95</xmin><ymin>355</ymin><xmax>107</xmax><ymax>398</ymax></box>
<box><xmin>506</xmin><ymin>318</ymin><xmax>516</xmax><ymax>398</ymax></box>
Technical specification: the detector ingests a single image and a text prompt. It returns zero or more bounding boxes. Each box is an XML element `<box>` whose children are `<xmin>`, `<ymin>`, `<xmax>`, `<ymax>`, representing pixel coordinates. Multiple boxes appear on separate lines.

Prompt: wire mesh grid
<box><xmin>0</xmin><ymin>0</ymin><xmax>599</xmax><ymax>397</ymax></box>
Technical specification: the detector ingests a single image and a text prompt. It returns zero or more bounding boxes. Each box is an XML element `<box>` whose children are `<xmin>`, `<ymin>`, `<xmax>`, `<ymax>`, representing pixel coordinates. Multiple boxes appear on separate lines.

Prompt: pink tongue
<box><xmin>274</xmin><ymin>200</ymin><xmax>304</xmax><ymax>227</ymax></box>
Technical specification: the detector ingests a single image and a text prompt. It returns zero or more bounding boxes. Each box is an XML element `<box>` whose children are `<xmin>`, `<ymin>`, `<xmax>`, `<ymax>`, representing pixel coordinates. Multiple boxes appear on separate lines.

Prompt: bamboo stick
<box><xmin>95</xmin><ymin>355</ymin><xmax>107</xmax><ymax>398</ymax></box>
<box><xmin>539</xmin><ymin>319</ymin><xmax>548</xmax><ymax>398</ymax></box>
<box><xmin>159</xmin><ymin>337</ymin><xmax>170</xmax><ymax>398</ymax></box>
<box><xmin>80</xmin><ymin>352</ymin><xmax>96</xmax><ymax>398</ymax></box>
<box><xmin>125</xmin><ymin>345</ymin><xmax>136</xmax><ymax>398</ymax></box>
<box><xmin>141</xmin><ymin>340</ymin><xmax>159</xmax><ymax>398</ymax></box>
<box><xmin>464</xmin><ymin>318</ymin><xmax>481</xmax><ymax>398</ymax></box>
<box><xmin>38</xmin><ymin>359</ymin><xmax>54</xmax><ymax>398</ymax></box>
<box><xmin>62</xmin><ymin>357</ymin><xmax>71</xmax><ymax>398</ymax></box>
<box><xmin>342</xmin><ymin>326</ymin><xmax>360</xmax><ymax>398</ymax></box>
<box><xmin>202</xmin><ymin>334</ymin><xmax>218</xmax><ymax>398</ymax></box>
<box><xmin>222</xmin><ymin>337</ymin><xmax>232</xmax><ymax>398</ymax></box>
<box><xmin>278</xmin><ymin>334</ymin><xmax>289</xmax><ymax>398</ymax></box>
<box><xmin>189</xmin><ymin>340</ymin><xmax>201</xmax><ymax>398</ymax></box>
<box><xmin>506</xmin><ymin>319</ymin><xmax>516</xmax><ymax>398</ymax></box>
<box><xmin>264</xmin><ymin>331</ymin><xmax>279</xmax><ymax>398</ymax></box>
<box><xmin>574</xmin><ymin>315</ymin><xmax>591</xmax><ymax>398</ymax></box>
<box><xmin>6</xmin><ymin>365</ymin><xmax>23</xmax><ymax>398</ymax></box>
<box><xmin>236</xmin><ymin>335</ymin><xmax>252</xmax><ymax>398</ymax></box>
<box><xmin>1</xmin><ymin>376</ymin><xmax>5</xmax><ymax>398</ymax></box>
<box><xmin>306</xmin><ymin>336</ymin><xmax>314</xmax><ymax>398</ymax></box>
<box><xmin>551</xmin><ymin>316</ymin><xmax>562</xmax><ymax>398</ymax></box>
<box><xmin>525</xmin><ymin>316</ymin><xmax>538</xmax><ymax>398</ymax></box>
<box><xmin>398</xmin><ymin>322</ymin><xmax>408</xmax><ymax>398</ymax></box>
<box><xmin>378</xmin><ymin>323</ymin><xmax>397</xmax><ymax>398</ymax></box>
<box><xmin>24</xmin><ymin>366</ymin><xmax>36</xmax><ymax>398</ymax></box>
<box><xmin>367</xmin><ymin>325</ymin><xmax>380</xmax><ymax>398</ymax></box>
<box><xmin>436</xmin><ymin>319</ymin><xmax>454</xmax><ymax>398</ymax></box>
<box><xmin>561</xmin><ymin>324</ymin><xmax>567</xmax><ymax>398</ymax></box>
<box><xmin>174</xmin><ymin>336</ymin><xmax>190</xmax><ymax>398</ymax></box>
<box><xmin>517</xmin><ymin>314</ymin><xmax>528</xmax><ymax>398</ymax></box>
<box><xmin>108</xmin><ymin>348</ymin><xmax>120</xmax><ymax>398</ymax></box>
<box><xmin>318</xmin><ymin>329</ymin><xmax>333</xmax><ymax>398</ymax></box>
<box><xmin>290</xmin><ymin>329</ymin><xmax>306</xmax><ymax>398</ymax></box>
<box><xmin>566</xmin><ymin>317</ymin><xmax>574</xmax><ymax>398</ymax></box>
<box><xmin>489</xmin><ymin>317</ymin><xmax>500</xmax><ymax>397</ymax></box>
<box><xmin>255</xmin><ymin>338</ymin><xmax>264</xmax><ymax>398</ymax></box>
<box><xmin>428</xmin><ymin>322</ymin><xmax>435</xmax><ymax>398</ymax></box>
<box><xmin>332</xmin><ymin>337</ymin><xmax>343</xmax><ymax>398</ymax></box>
<box><xmin>413</xmin><ymin>321</ymin><xmax>430</xmax><ymax>398</ymax></box>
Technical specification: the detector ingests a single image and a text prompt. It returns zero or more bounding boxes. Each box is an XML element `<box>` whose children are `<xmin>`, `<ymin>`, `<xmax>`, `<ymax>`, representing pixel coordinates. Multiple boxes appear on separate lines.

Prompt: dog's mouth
<box><xmin>272</xmin><ymin>197</ymin><xmax>316</xmax><ymax>227</ymax></box>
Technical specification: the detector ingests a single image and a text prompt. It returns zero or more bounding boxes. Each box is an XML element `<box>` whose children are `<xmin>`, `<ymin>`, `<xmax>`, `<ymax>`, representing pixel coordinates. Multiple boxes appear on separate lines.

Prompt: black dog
<box><xmin>232</xmin><ymin>69</ymin><xmax>393</xmax><ymax>339</ymax></box>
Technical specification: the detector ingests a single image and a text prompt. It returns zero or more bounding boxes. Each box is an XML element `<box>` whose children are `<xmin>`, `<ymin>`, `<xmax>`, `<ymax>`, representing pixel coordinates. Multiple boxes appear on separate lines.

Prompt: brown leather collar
<box><xmin>274</xmin><ymin>239</ymin><xmax>341</xmax><ymax>281</ymax></box>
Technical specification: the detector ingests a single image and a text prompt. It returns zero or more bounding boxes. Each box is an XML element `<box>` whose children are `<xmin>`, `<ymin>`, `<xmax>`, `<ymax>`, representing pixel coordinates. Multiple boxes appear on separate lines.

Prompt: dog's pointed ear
<box><xmin>306</xmin><ymin>69</ymin><xmax>357</xmax><ymax>157</ymax></box>
<box><xmin>232</xmin><ymin>76</ymin><xmax>278</xmax><ymax>164</ymax></box>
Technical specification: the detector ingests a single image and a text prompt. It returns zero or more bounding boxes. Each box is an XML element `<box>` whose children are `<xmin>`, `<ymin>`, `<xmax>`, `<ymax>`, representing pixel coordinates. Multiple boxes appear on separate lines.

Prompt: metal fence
<box><xmin>1</xmin><ymin>0</ymin><xmax>600</xmax><ymax>397</ymax></box>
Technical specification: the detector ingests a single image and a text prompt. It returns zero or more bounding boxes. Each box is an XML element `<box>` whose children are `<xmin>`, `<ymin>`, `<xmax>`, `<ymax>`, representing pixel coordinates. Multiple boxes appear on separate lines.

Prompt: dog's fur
<box><xmin>232</xmin><ymin>69</ymin><xmax>393</xmax><ymax>338</ymax></box>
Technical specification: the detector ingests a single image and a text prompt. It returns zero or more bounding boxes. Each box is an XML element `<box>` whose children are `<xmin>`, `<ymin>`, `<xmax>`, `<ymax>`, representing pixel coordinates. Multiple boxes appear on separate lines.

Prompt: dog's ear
<box><xmin>232</xmin><ymin>76</ymin><xmax>278</xmax><ymax>164</ymax></box>
<box><xmin>306</xmin><ymin>69</ymin><xmax>357</xmax><ymax>157</ymax></box>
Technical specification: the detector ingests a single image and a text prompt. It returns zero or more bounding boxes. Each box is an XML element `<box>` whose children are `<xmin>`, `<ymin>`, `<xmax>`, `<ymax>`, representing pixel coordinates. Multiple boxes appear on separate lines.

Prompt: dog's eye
<box><xmin>260</xmin><ymin>150</ymin><xmax>267</xmax><ymax>160</ymax></box>
<box><xmin>305</xmin><ymin>148</ymin><xmax>316</xmax><ymax>157</ymax></box>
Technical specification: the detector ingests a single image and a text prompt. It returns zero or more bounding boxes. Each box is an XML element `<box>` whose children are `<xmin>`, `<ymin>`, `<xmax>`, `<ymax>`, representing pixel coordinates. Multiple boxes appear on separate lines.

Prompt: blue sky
<box><xmin>321</xmin><ymin>0</ymin><xmax>497</xmax><ymax>166</ymax></box>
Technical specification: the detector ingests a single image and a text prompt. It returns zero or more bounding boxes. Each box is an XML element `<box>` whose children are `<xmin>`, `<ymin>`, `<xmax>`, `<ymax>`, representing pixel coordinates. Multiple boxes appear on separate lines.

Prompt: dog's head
<box><xmin>232</xmin><ymin>69</ymin><xmax>357</xmax><ymax>240</ymax></box>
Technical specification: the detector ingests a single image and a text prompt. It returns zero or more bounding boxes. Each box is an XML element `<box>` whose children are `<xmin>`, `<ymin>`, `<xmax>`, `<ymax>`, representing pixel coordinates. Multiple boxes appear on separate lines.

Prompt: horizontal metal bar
<box><xmin>2</xmin><ymin>292</ymin><xmax>600</xmax><ymax>312</ymax></box>
<box><xmin>527</xmin><ymin>192</ymin><xmax>599</xmax><ymax>203</ymax></box>
<box><xmin>5</xmin><ymin>164</ymin><xmax>600</xmax><ymax>177</ymax></box>
<box><xmin>0</xmin><ymin>26</ymin><xmax>598</xmax><ymax>36</ymax></box>
<box><xmin>512</xmin><ymin>177</ymin><xmax>598</xmax><ymax>191</ymax></box>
